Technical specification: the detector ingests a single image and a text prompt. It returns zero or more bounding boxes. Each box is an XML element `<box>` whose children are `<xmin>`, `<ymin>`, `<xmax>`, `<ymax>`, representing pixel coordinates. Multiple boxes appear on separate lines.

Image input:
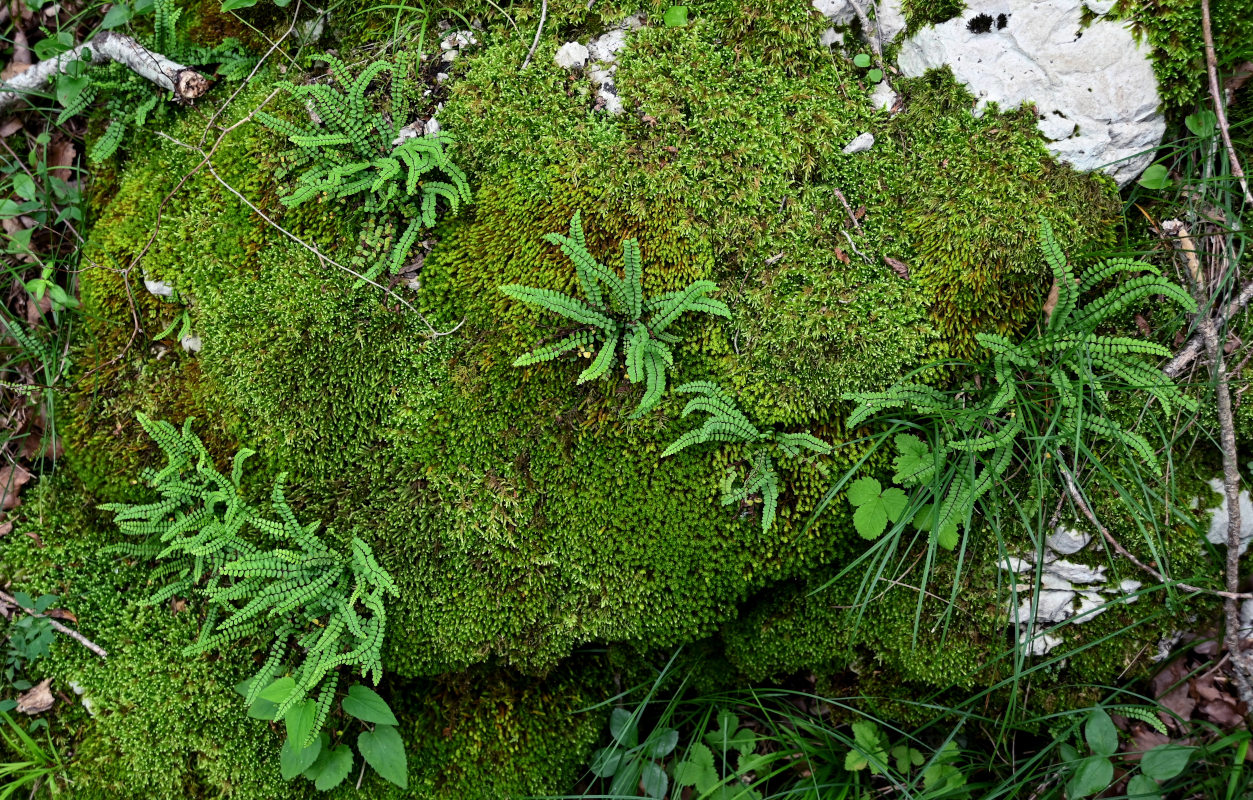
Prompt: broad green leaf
<box><xmin>867</xmin><ymin>68</ymin><xmax>884</xmax><ymax>83</ymax></box>
<box><xmin>1066</xmin><ymin>755</ymin><xmax>1113</xmax><ymax>799</ymax></box>
<box><xmin>342</xmin><ymin>684</ymin><xmax>398</xmax><ymax>725</ymax></box>
<box><xmin>101</xmin><ymin>3</ymin><xmax>133</xmax><ymax>29</ymax></box>
<box><xmin>134</xmin><ymin>0</ymin><xmax>154</xmax><ymax>12</ymax></box>
<box><xmin>662</xmin><ymin>5</ymin><xmax>688</xmax><ymax>26</ymax></box>
<box><xmin>853</xmin><ymin>53</ymin><xmax>872</xmax><ymax>68</ymax></box>
<box><xmin>221</xmin><ymin>0</ymin><xmax>259</xmax><ymax>9</ymax></box>
<box><xmin>1137</xmin><ymin>164</ymin><xmax>1171</xmax><ymax>190</ymax></box>
<box><xmin>259</xmin><ymin>677</ymin><xmax>297</xmax><ymax>705</ymax></box>
<box><xmin>279</xmin><ymin>730</ymin><xmax>321</xmax><ymax>780</ymax></box>
<box><xmin>642</xmin><ymin>760</ymin><xmax>668</xmax><ymax>799</ymax></box>
<box><xmin>934</xmin><ymin>521</ymin><xmax>962</xmax><ymax>551</ymax></box>
<box><xmin>880</xmin><ymin>488</ymin><xmax>908</xmax><ymax>521</ymax></box>
<box><xmin>1184</xmin><ymin>110</ymin><xmax>1216</xmax><ymax>137</ymax></box>
<box><xmin>589</xmin><ymin>747</ymin><xmax>622</xmax><ymax>778</ymax></box>
<box><xmin>284</xmin><ymin>699</ymin><xmax>317</xmax><ymax>748</ymax></box>
<box><xmin>314</xmin><ymin>744</ymin><xmax>353</xmax><ymax>791</ymax></box>
<box><xmin>1140</xmin><ymin>744</ymin><xmax>1191</xmax><ymax>781</ymax></box>
<box><xmin>246</xmin><ymin>695</ymin><xmax>279</xmax><ymax>720</ymax></box>
<box><xmin>608</xmin><ymin>757</ymin><xmax>643</xmax><ymax>797</ymax></box>
<box><xmin>11</xmin><ymin>175</ymin><xmax>35</xmax><ymax>202</ymax></box>
<box><xmin>643</xmin><ymin>728</ymin><xmax>679</xmax><ymax>758</ymax></box>
<box><xmin>704</xmin><ymin>710</ymin><xmax>754</xmax><ymax>754</ymax></box>
<box><xmin>892</xmin><ymin>434</ymin><xmax>931</xmax><ymax>485</ymax></box>
<box><xmin>359</xmin><ymin>724</ymin><xmax>407</xmax><ymax>788</ymax></box>
<box><xmin>853</xmin><ymin>503</ymin><xmax>886</xmax><ymax>539</ymax></box>
<box><xmin>846</xmin><ymin>476</ymin><xmax>881</xmax><ymax>506</ymax></box>
<box><xmin>1084</xmin><ymin>709</ymin><xmax>1118</xmax><ymax>757</ymax></box>
<box><xmin>1125</xmin><ymin>774</ymin><xmax>1161</xmax><ymax>799</ymax></box>
<box><xmin>922</xmin><ymin>762</ymin><xmax>967</xmax><ymax>792</ymax></box>
<box><xmin>675</xmin><ymin>742</ymin><xmax>719</xmax><ymax>792</ymax></box>
<box><xmin>610</xmin><ymin>708</ymin><xmax>639</xmax><ymax>747</ymax></box>
<box><xmin>300</xmin><ymin>734</ymin><xmax>332</xmax><ymax>780</ymax></box>
<box><xmin>844</xmin><ymin>748</ymin><xmax>868</xmax><ymax>772</ymax></box>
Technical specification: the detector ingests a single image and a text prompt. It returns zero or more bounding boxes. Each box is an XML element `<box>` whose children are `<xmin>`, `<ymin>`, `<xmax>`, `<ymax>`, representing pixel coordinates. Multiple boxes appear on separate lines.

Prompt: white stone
<box><xmin>812</xmin><ymin>0</ymin><xmax>857</xmax><ymax>26</ymax></box>
<box><xmin>589</xmin><ymin>28</ymin><xmax>629</xmax><ymax>63</ymax></box>
<box><xmin>554</xmin><ymin>41</ymin><xmax>589</xmax><ymax>70</ymax></box>
<box><xmin>436</xmin><ymin>72</ymin><xmax>449</xmax><ymax>83</ymax></box>
<box><xmin>896</xmin><ymin>0</ymin><xmax>1166</xmax><ymax>186</ymax></box>
<box><xmin>1020</xmin><ymin>631</ymin><xmax>1063</xmax><ymax>656</ymax></box>
<box><xmin>842</xmin><ymin>132</ymin><xmax>875</xmax><ymax>153</ymax></box>
<box><xmin>819</xmin><ymin>27</ymin><xmax>844</xmax><ymax>47</ymax></box>
<box><xmin>598</xmin><ymin>88</ymin><xmax>624</xmax><ymax>115</ymax></box>
<box><xmin>1047</xmin><ymin>525</ymin><xmax>1091</xmax><ymax>555</ymax></box>
<box><xmin>870</xmin><ymin>80</ymin><xmax>898</xmax><ymax>112</ymax></box>
<box><xmin>144</xmin><ymin>279</ymin><xmax>174</xmax><ymax>297</ymax></box>
<box><xmin>588</xmin><ymin>65</ymin><xmax>614</xmax><ymax>89</ymax></box>
<box><xmin>1074</xmin><ymin>591</ymin><xmax>1109</xmax><ymax>622</ymax></box>
<box><xmin>441</xmin><ymin>30</ymin><xmax>476</xmax><ymax>50</ymax></box>
<box><xmin>1240</xmin><ymin>599</ymin><xmax>1253</xmax><ymax>639</ymax></box>
<box><xmin>424</xmin><ymin>117</ymin><xmax>441</xmax><ymax>135</ymax></box>
<box><xmin>1204</xmin><ymin>477</ymin><xmax>1253</xmax><ymax>555</ymax></box>
<box><xmin>1038</xmin><ymin>112</ymin><xmax>1077</xmax><ymax>142</ymax></box>
<box><xmin>862</xmin><ymin>0</ymin><xmax>906</xmax><ymax>46</ymax></box>
<box><xmin>1041</xmin><ymin>573</ymin><xmax>1074</xmax><ymax>591</ymax></box>
<box><xmin>1119</xmin><ymin>579</ymin><xmax>1142</xmax><ymax>601</ymax></box>
<box><xmin>1085</xmin><ymin>0</ymin><xmax>1116</xmax><ymax>13</ymax></box>
<box><xmin>1043</xmin><ymin>558</ymin><xmax>1105</xmax><ymax>584</ymax></box>
<box><xmin>180</xmin><ymin>334</ymin><xmax>201</xmax><ymax>353</ymax></box>
<box><xmin>1000</xmin><ymin>555</ymin><xmax>1032</xmax><ymax>573</ymax></box>
<box><xmin>1013</xmin><ymin>589</ymin><xmax>1074</xmax><ymax>624</ymax></box>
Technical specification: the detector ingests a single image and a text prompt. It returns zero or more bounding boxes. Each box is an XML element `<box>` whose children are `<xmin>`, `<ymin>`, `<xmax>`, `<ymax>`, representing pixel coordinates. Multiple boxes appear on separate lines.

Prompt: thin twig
<box><xmin>0</xmin><ymin>590</ymin><xmax>107</xmax><ymax>659</ymax></box>
<box><xmin>1199</xmin><ymin>318</ymin><xmax>1253</xmax><ymax>704</ymax></box>
<box><xmin>520</xmin><ymin>0</ymin><xmax>547</xmax><ymax>70</ymax></box>
<box><xmin>1163</xmin><ymin>280</ymin><xmax>1253</xmax><ymax>377</ymax></box>
<box><xmin>1201</xmin><ymin>0</ymin><xmax>1253</xmax><ymax>207</ymax></box>
<box><xmin>833</xmin><ymin>187</ymin><xmax>861</xmax><ymax>230</ymax></box>
<box><xmin>1056</xmin><ymin>462</ymin><xmax>1253</xmax><ymax>601</ymax></box>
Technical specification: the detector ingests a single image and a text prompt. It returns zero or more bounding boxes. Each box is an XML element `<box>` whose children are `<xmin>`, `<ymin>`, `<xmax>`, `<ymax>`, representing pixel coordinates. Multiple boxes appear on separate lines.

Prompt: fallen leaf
<box><xmin>170</xmin><ymin>597</ymin><xmax>187</xmax><ymax>614</ymax></box>
<box><xmin>1043</xmin><ymin>278</ymin><xmax>1060</xmax><ymax>322</ymax></box>
<box><xmin>1134</xmin><ymin>314</ymin><xmax>1152</xmax><ymax>337</ymax></box>
<box><xmin>48</xmin><ymin>136</ymin><xmax>76</xmax><ymax>182</ymax></box>
<box><xmin>0</xmin><ymin>464</ymin><xmax>32</xmax><ymax>511</ymax></box>
<box><xmin>833</xmin><ymin>247</ymin><xmax>849</xmax><ymax>265</ymax></box>
<box><xmin>1125</xmin><ymin>727</ymin><xmax>1171</xmax><ymax>761</ymax></box>
<box><xmin>0</xmin><ymin>29</ymin><xmax>31</xmax><ymax>81</ymax></box>
<box><xmin>48</xmin><ymin>608</ymin><xmax>77</xmax><ymax>624</ymax></box>
<box><xmin>16</xmin><ymin>678</ymin><xmax>54</xmax><ymax>715</ymax></box>
<box><xmin>0</xmin><ymin>521</ymin><xmax>11</xmax><ymax>537</ymax></box>
<box><xmin>884</xmin><ymin>256</ymin><xmax>909</xmax><ymax>279</ymax></box>
<box><xmin>0</xmin><ymin>118</ymin><xmax>22</xmax><ymax>138</ymax></box>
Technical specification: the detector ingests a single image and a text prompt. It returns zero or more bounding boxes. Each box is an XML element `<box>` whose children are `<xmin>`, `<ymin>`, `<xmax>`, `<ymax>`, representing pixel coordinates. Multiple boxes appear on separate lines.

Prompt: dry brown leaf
<box><xmin>170</xmin><ymin>597</ymin><xmax>187</xmax><ymax>615</ymax></box>
<box><xmin>48</xmin><ymin>608</ymin><xmax>77</xmax><ymax>624</ymax></box>
<box><xmin>0</xmin><ymin>117</ymin><xmax>22</xmax><ymax>138</ymax></box>
<box><xmin>16</xmin><ymin>678</ymin><xmax>54</xmax><ymax>715</ymax></box>
<box><xmin>48</xmin><ymin>136</ymin><xmax>76</xmax><ymax>182</ymax></box>
<box><xmin>1124</xmin><ymin>727</ymin><xmax>1170</xmax><ymax>761</ymax></box>
<box><xmin>0</xmin><ymin>464</ymin><xmax>32</xmax><ymax>511</ymax></box>
<box><xmin>884</xmin><ymin>256</ymin><xmax>910</xmax><ymax>279</ymax></box>
<box><xmin>0</xmin><ymin>28</ymin><xmax>31</xmax><ymax>81</ymax></box>
<box><xmin>1134</xmin><ymin>314</ymin><xmax>1152</xmax><ymax>337</ymax></box>
<box><xmin>25</xmin><ymin>290</ymin><xmax>51</xmax><ymax>326</ymax></box>
<box><xmin>0</xmin><ymin>520</ymin><xmax>11</xmax><ymax>537</ymax></box>
<box><xmin>833</xmin><ymin>247</ymin><xmax>849</xmax><ymax>265</ymax></box>
<box><xmin>1043</xmin><ymin>277</ymin><xmax>1061</xmax><ymax>322</ymax></box>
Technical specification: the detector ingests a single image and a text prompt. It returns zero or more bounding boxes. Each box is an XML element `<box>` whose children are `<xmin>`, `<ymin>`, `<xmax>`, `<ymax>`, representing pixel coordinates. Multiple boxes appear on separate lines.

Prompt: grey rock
<box><xmin>554</xmin><ymin>41</ymin><xmax>589</xmax><ymax>70</ymax></box>
<box><xmin>1046</xmin><ymin>525</ymin><xmax>1091</xmax><ymax>555</ymax></box>
<box><xmin>842</xmin><ymin>132</ymin><xmax>875</xmax><ymax>153</ymax></box>
<box><xmin>1205</xmin><ymin>477</ymin><xmax>1253</xmax><ymax>555</ymax></box>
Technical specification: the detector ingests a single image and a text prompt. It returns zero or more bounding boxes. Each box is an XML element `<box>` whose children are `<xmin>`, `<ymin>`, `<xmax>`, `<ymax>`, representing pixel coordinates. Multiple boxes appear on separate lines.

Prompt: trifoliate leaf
<box><xmin>675</xmin><ymin>743</ymin><xmax>719</xmax><ymax>792</ymax></box>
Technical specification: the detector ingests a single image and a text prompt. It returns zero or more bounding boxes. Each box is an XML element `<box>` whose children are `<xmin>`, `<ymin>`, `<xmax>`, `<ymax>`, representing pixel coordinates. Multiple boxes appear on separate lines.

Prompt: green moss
<box><xmin>901</xmin><ymin>0</ymin><xmax>966</xmax><ymax>33</ymax></box>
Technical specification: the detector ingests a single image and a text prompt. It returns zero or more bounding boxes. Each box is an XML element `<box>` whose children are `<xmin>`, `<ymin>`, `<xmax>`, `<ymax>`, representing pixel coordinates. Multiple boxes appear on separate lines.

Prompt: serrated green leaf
<box><xmin>342</xmin><ymin>684</ymin><xmax>398</xmax><ymax>725</ymax></box>
<box><xmin>280</xmin><ymin>730</ymin><xmax>321</xmax><ymax>781</ymax></box>
<box><xmin>846</xmin><ymin>476</ymin><xmax>881</xmax><ymax>506</ymax></box>
<box><xmin>675</xmin><ymin>742</ymin><xmax>719</xmax><ymax>792</ymax></box>
<box><xmin>854</xmin><ymin>502</ymin><xmax>888</xmax><ymax>540</ymax></box>
<box><xmin>892</xmin><ymin>434</ymin><xmax>931</xmax><ymax>484</ymax></box>
<box><xmin>880</xmin><ymin>487</ymin><xmax>908</xmax><ymax>522</ymax></box>
<box><xmin>359</xmin><ymin>725</ymin><xmax>407</xmax><ymax>788</ymax></box>
<box><xmin>315</xmin><ymin>744</ymin><xmax>353</xmax><ymax>790</ymax></box>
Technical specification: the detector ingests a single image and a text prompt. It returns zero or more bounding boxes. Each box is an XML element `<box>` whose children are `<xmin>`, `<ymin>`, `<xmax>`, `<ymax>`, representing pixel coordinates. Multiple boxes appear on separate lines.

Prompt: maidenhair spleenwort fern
<box><xmin>99</xmin><ymin>414</ymin><xmax>399</xmax><ymax>747</ymax></box>
<box><xmin>502</xmin><ymin>212</ymin><xmax>730</xmax><ymax>418</ymax></box>
<box><xmin>843</xmin><ymin>218</ymin><xmax>1198</xmax><ymax>550</ymax></box>
<box><xmin>256</xmin><ymin>52</ymin><xmax>471</xmax><ymax>286</ymax></box>
<box><xmin>661</xmin><ymin>382</ymin><xmax>830</xmax><ymax>531</ymax></box>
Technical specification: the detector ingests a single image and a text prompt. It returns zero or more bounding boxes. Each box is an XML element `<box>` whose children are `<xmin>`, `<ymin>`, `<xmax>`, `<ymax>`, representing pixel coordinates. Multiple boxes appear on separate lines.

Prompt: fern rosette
<box><xmin>502</xmin><ymin>212</ymin><xmax>730</xmax><ymax>418</ymax></box>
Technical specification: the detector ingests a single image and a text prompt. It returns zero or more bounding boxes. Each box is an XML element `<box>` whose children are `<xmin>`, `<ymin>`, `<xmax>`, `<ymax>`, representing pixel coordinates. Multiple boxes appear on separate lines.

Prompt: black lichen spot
<box><xmin>996</xmin><ymin>13</ymin><xmax>1008</xmax><ymax>28</ymax></box>
<box><xmin>967</xmin><ymin>14</ymin><xmax>994</xmax><ymax>33</ymax></box>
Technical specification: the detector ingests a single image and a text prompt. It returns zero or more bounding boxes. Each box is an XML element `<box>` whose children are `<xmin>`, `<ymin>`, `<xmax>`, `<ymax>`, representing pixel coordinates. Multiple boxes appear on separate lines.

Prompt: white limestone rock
<box><xmin>1020</xmin><ymin>631</ymin><xmax>1063</xmax><ymax>656</ymax></box>
<box><xmin>589</xmin><ymin>28</ymin><xmax>629</xmax><ymax>63</ymax></box>
<box><xmin>1047</xmin><ymin>526</ymin><xmax>1091</xmax><ymax>555</ymax></box>
<box><xmin>554</xmin><ymin>41</ymin><xmax>589</xmax><ymax>70</ymax></box>
<box><xmin>1044</xmin><ymin>558</ymin><xmax>1106</xmax><ymax>585</ymax></box>
<box><xmin>896</xmin><ymin>0</ymin><xmax>1165</xmax><ymax>186</ymax></box>
<box><xmin>813</xmin><ymin>0</ymin><xmax>906</xmax><ymax>45</ymax></box>
<box><xmin>812</xmin><ymin>0</ymin><xmax>857</xmax><ymax>26</ymax></box>
<box><xmin>1205</xmin><ymin>477</ymin><xmax>1253</xmax><ymax>555</ymax></box>
<box><xmin>819</xmin><ymin>27</ymin><xmax>844</xmax><ymax>47</ymax></box>
<box><xmin>870</xmin><ymin>80</ymin><xmax>898</xmax><ymax>113</ymax></box>
<box><xmin>144</xmin><ymin>278</ymin><xmax>174</xmax><ymax>297</ymax></box>
<box><xmin>842</xmin><ymin>132</ymin><xmax>875</xmax><ymax>153</ymax></box>
<box><xmin>180</xmin><ymin>334</ymin><xmax>201</xmax><ymax>354</ymax></box>
<box><xmin>1074</xmin><ymin>591</ymin><xmax>1109</xmax><ymax>621</ymax></box>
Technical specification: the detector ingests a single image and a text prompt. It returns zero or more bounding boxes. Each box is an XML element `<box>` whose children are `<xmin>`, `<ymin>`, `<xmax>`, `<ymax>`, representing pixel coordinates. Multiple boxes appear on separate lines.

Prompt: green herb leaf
<box><xmin>1137</xmin><ymin>164</ymin><xmax>1171</xmax><ymax>190</ymax></box>
<box><xmin>867</xmin><ymin>68</ymin><xmax>884</xmax><ymax>83</ymax></box>
<box><xmin>342</xmin><ymin>684</ymin><xmax>398</xmax><ymax>725</ymax></box>
<box><xmin>662</xmin><ymin>5</ymin><xmax>689</xmax><ymax>26</ymax></box>
<box><xmin>221</xmin><ymin>0</ymin><xmax>259</xmax><ymax>10</ymax></box>
<box><xmin>642</xmin><ymin>760</ymin><xmax>668</xmax><ymax>799</ymax></box>
<box><xmin>1184</xmin><ymin>110</ymin><xmax>1216</xmax><ymax>138</ymax></box>
<box><xmin>1066</xmin><ymin>755</ymin><xmax>1113</xmax><ymax>799</ymax></box>
<box><xmin>279</xmin><ymin>730</ymin><xmax>322</xmax><ymax>780</ymax></box>
<box><xmin>101</xmin><ymin>3</ymin><xmax>133</xmax><ymax>29</ymax></box>
<box><xmin>853</xmin><ymin>53</ymin><xmax>872</xmax><ymax>68</ymax></box>
<box><xmin>1084</xmin><ymin>709</ymin><xmax>1118</xmax><ymax>757</ymax></box>
<box><xmin>314</xmin><ymin>744</ymin><xmax>354</xmax><ymax>791</ymax></box>
<box><xmin>643</xmin><ymin>728</ymin><xmax>679</xmax><ymax>758</ymax></box>
<box><xmin>359</xmin><ymin>724</ymin><xmax>408</xmax><ymax>788</ymax></box>
<box><xmin>1139</xmin><ymin>744</ymin><xmax>1191</xmax><ymax>782</ymax></box>
<box><xmin>674</xmin><ymin>742</ymin><xmax>719</xmax><ymax>792</ymax></box>
<box><xmin>1125</xmin><ymin>774</ymin><xmax>1161</xmax><ymax>799</ymax></box>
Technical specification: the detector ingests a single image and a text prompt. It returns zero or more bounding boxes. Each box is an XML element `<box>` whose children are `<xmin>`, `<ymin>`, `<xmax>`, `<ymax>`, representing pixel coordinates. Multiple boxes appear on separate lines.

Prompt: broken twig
<box><xmin>0</xmin><ymin>590</ymin><xmax>107</xmax><ymax>660</ymax></box>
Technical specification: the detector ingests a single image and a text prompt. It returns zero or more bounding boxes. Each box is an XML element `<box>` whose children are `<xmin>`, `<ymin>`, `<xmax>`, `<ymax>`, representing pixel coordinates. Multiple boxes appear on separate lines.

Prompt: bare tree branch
<box><xmin>0</xmin><ymin>31</ymin><xmax>208</xmax><ymax>112</ymax></box>
<box><xmin>1201</xmin><ymin>0</ymin><xmax>1253</xmax><ymax>206</ymax></box>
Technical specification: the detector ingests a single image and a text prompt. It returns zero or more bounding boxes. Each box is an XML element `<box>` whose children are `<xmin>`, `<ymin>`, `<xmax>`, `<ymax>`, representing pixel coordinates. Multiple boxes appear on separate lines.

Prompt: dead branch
<box><xmin>1199</xmin><ymin>318</ymin><xmax>1253</xmax><ymax>706</ymax></box>
<box><xmin>1163</xmin><ymin>280</ymin><xmax>1253</xmax><ymax>378</ymax></box>
<box><xmin>0</xmin><ymin>590</ymin><xmax>107</xmax><ymax>659</ymax></box>
<box><xmin>1201</xmin><ymin>0</ymin><xmax>1253</xmax><ymax>206</ymax></box>
<box><xmin>0</xmin><ymin>31</ymin><xmax>208</xmax><ymax>112</ymax></box>
<box><xmin>520</xmin><ymin>0</ymin><xmax>548</xmax><ymax>70</ymax></box>
<box><xmin>1056</xmin><ymin>461</ymin><xmax>1252</xmax><ymax>601</ymax></box>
